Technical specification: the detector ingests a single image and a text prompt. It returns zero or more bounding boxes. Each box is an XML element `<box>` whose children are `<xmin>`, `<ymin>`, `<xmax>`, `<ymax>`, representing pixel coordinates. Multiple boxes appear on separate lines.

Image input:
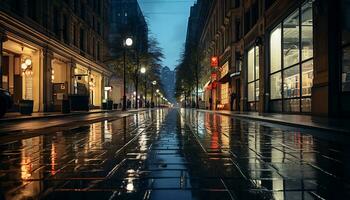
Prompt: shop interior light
<box><xmin>25</xmin><ymin>58</ymin><xmax>32</xmax><ymax>66</ymax></box>
<box><xmin>21</xmin><ymin>63</ymin><xmax>28</xmax><ymax>70</ymax></box>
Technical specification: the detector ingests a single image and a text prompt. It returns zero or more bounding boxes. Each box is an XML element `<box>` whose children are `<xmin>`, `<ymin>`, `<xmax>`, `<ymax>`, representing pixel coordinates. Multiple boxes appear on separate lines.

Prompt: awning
<box><xmin>230</xmin><ymin>71</ymin><xmax>241</xmax><ymax>78</ymax></box>
<box><xmin>203</xmin><ymin>80</ymin><xmax>211</xmax><ymax>90</ymax></box>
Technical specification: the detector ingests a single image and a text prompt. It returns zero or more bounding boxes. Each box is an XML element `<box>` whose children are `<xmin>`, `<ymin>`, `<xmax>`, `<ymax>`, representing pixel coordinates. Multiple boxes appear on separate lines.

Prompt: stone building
<box><xmin>0</xmin><ymin>0</ymin><xmax>111</xmax><ymax>112</ymax></box>
<box><xmin>194</xmin><ymin>0</ymin><xmax>349</xmax><ymax>116</ymax></box>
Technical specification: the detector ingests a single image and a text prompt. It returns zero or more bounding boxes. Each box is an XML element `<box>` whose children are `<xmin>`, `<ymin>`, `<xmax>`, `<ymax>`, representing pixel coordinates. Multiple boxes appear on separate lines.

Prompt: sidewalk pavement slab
<box><xmin>0</xmin><ymin>108</ymin><xmax>148</xmax><ymax>123</ymax></box>
<box><xmin>196</xmin><ymin>109</ymin><xmax>350</xmax><ymax>134</ymax></box>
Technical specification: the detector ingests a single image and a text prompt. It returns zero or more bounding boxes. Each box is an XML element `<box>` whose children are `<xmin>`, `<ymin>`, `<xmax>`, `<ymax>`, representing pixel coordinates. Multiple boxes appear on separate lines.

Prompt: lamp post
<box><xmin>123</xmin><ymin>37</ymin><xmax>133</xmax><ymax>111</ymax></box>
<box><xmin>151</xmin><ymin>81</ymin><xmax>156</xmax><ymax>108</ymax></box>
<box><xmin>140</xmin><ymin>67</ymin><xmax>146</xmax><ymax>107</ymax></box>
<box><xmin>156</xmin><ymin>89</ymin><xmax>160</xmax><ymax>107</ymax></box>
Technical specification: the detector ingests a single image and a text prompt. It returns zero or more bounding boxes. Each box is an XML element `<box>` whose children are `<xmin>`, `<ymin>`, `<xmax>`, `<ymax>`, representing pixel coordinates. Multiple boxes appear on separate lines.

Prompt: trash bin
<box><xmin>19</xmin><ymin>100</ymin><xmax>34</xmax><ymax>115</ymax></box>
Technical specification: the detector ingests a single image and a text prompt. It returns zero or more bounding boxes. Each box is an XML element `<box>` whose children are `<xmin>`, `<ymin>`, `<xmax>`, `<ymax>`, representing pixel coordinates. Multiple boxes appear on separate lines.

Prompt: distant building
<box><xmin>161</xmin><ymin>66</ymin><xmax>175</xmax><ymax>103</ymax></box>
<box><xmin>0</xmin><ymin>0</ymin><xmax>111</xmax><ymax>112</ymax></box>
<box><xmin>107</xmin><ymin>0</ymin><xmax>148</xmax><ymax>104</ymax></box>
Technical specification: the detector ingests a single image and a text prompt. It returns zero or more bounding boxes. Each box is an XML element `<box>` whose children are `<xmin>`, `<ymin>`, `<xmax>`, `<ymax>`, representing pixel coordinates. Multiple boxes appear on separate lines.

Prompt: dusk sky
<box><xmin>139</xmin><ymin>0</ymin><xmax>196</xmax><ymax>70</ymax></box>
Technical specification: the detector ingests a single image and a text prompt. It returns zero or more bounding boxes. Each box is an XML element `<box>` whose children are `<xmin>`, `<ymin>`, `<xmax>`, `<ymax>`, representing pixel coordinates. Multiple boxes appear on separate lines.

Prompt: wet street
<box><xmin>0</xmin><ymin>109</ymin><xmax>350</xmax><ymax>200</ymax></box>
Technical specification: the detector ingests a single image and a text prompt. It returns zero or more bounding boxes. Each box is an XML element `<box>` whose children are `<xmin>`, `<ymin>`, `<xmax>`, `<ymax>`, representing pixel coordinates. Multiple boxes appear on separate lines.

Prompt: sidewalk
<box><xmin>197</xmin><ymin>109</ymin><xmax>350</xmax><ymax>134</ymax></box>
<box><xmin>0</xmin><ymin>108</ymin><xmax>148</xmax><ymax>123</ymax></box>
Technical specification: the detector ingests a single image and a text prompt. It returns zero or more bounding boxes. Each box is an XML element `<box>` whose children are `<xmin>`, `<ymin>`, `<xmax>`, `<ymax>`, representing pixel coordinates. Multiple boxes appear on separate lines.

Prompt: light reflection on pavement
<box><xmin>0</xmin><ymin>109</ymin><xmax>349</xmax><ymax>200</ymax></box>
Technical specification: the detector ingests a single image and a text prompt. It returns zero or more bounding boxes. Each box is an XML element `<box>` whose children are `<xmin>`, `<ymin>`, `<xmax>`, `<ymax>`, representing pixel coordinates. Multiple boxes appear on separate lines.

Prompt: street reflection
<box><xmin>181</xmin><ymin>109</ymin><xmax>349</xmax><ymax>199</ymax></box>
<box><xmin>0</xmin><ymin>109</ymin><xmax>349</xmax><ymax>199</ymax></box>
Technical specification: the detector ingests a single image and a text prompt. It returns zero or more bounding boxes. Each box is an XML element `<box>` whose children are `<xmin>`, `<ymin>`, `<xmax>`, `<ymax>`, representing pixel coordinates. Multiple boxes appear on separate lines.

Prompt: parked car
<box><xmin>0</xmin><ymin>88</ymin><xmax>12</xmax><ymax>117</ymax></box>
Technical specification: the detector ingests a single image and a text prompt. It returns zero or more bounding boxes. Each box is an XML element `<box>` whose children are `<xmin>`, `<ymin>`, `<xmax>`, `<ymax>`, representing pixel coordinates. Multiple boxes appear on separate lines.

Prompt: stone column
<box><xmin>42</xmin><ymin>48</ymin><xmax>54</xmax><ymax>112</ymax></box>
<box><xmin>313</xmin><ymin>0</ymin><xmax>340</xmax><ymax>116</ymax></box>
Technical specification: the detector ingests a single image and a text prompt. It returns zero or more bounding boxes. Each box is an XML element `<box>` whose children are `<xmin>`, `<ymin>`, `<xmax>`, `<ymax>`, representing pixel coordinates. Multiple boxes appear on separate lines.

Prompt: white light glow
<box><xmin>125</xmin><ymin>38</ymin><xmax>133</xmax><ymax>47</ymax></box>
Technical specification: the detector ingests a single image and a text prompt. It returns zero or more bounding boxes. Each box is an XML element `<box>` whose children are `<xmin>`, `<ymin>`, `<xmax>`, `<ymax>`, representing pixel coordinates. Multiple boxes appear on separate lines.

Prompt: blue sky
<box><xmin>139</xmin><ymin>0</ymin><xmax>196</xmax><ymax>70</ymax></box>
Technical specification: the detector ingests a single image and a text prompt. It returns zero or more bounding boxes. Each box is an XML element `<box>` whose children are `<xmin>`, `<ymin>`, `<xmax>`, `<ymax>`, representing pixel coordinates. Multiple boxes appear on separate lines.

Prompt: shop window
<box><xmin>248</xmin><ymin>82</ymin><xmax>255</xmax><ymax>102</ymax></box>
<box><xmin>221</xmin><ymin>83</ymin><xmax>229</xmax><ymax>104</ymax></box>
<box><xmin>270</xmin><ymin>25</ymin><xmax>282</xmax><ymax>73</ymax></box>
<box><xmin>342</xmin><ymin>47</ymin><xmax>350</xmax><ymax>92</ymax></box>
<box><xmin>283</xmin><ymin>10</ymin><xmax>300</xmax><ymax>68</ymax></box>
<box><xmin>302</xmin><ymin>60</ymin><xmax>313</xmax><ymax>96</ymax></box>
<box><xmin>269</xmin><ymin>1</ymin><xmax>313</xmax><ymax>112</ymax></box>
<box><xmin>283</xmin><ymin>99</ymin><xmax>300</xmax><ymax>112</ymax></box>
<box><xmin>283</xmin><ymin>66</ymin><xmax>300</xmax><ymax>98</ymax></box>
<box><xmin>301</xmin><ymin>98</ymin><xmax>312</xmax><ymax>112</ymax></box>
<box><xmin>270</xmin><ymin>72</ymin><xmax>282</xmax><ymax>99</ymax></box>
<box><xmin>247</xmin><ymin>46</ymin><xmax>259</xmax><ymax>110</ymax></box>
<box><xmin>301</xmin><ymin>3</ymin><xmax>313</xmax><ymax>60</ymax></box>
<box><xmin>341</xmin><ymin>0</ymin><xmax>350</xmax><ymax>92</ymax></box>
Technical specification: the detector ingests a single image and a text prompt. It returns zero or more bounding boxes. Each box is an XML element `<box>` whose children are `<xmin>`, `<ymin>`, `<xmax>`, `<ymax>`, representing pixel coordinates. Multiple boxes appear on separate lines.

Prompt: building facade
<box><xmin>195</xmin><ymin>0</ymin><xmax>350</xmax><ymax>117</ymax></box>
<box><xmin>0</xmin><ymin>0</ymin><xmax>111</xmax><ymax>112</ymax></box>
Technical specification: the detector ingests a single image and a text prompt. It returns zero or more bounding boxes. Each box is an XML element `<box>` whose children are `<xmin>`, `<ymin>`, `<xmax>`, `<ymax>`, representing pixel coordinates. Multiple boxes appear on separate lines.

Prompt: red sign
<box><xmin>212</xmin><ymin>81</ymin><xmax>218</xmax><ymax>89</ymax></box>
<box><xmin>211</xmin><ymin>72</ymin><xmax>217</xmax><ymax>80</ymax></box>
<box><xmin>211</xmin><ymin>56</ymin><xmax>218</xmax><ymax>67</ymax></box>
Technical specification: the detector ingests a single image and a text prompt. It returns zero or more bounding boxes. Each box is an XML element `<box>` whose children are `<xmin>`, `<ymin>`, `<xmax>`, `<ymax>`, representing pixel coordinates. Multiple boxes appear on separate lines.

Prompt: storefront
<box><xmin>268</xmin><ymin>2</ymin><xmax>313</xmax><ymax>113</ymax></box>
<box><xmin>340</xmin><ymin>0</ymin><xmax>350</xmax><ymax>115</ymax></box>
<box><xmin>247</xmin><ymin>46</ymin><xmax>260</xmax><ymax>111</ymax></box>
<box><xmin>1</xmin><ymin>37</ymin><xmax>41</xmax><ymax>112</ymax></box>
<box><xmin>217</xmin><ymin>61</ymin><xmax>230</xmax><ymax>110</ymax></box>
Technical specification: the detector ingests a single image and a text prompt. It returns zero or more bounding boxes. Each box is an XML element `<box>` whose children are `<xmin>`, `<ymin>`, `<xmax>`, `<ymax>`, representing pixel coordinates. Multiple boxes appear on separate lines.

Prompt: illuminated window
<box><xmin>269</xmin><ymin>2</ymin><xmax>313</xmax><ymax>112</ymax></box>
<box><xmin>247</xmin><ymin>46</ymin><xmax>259</xmax><ymax>111</ymax></box>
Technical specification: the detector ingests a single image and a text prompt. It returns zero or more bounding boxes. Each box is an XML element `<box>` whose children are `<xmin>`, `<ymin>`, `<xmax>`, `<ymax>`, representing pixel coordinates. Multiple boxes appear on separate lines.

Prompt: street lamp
<box><xmin>123</xmin><ymin>37</ymin><xmax>133</xmax><ymax>111</ymax></box>
<box><xmin>140</xmin><ymin>67</ymin><xmax>146</xmax><ymax>74</ymax></box>
<box><xmin>140</xmin><ymin>67</ymin><xmax>147</xmax><ymax>107</ymax></box>
<box><xmin>151</xmin><ymin>81</ymin><xmax>157</xmax><ymax>108</ymax></box>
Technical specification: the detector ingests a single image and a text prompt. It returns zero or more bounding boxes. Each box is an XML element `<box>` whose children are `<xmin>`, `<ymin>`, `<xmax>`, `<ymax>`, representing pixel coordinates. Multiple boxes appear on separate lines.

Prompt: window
<box><xmin>221</xmin><ymin>83</ymin><xmax>229</xmax><ymax>104</ymax></box>
<box><xmin>80</xmin><ymin>28</ymin><xmax>85</xmax><ymax>51</ymax></box>
<box><xmin>63</xmin><ymin>15</ymin><xmax>69</xmax><ymax>43</ymax></box>
<box><xmin>270</xmin><ymin>72</ymin><xmax>282</xmax><ymax>99</ymax></box>
<box><xmin>270</xmin><ymin>25</ymin><xmax>281</xmax><ymax>73</ymax></box>
<box><xmin>341</xmin><ymin>0</ymin><xmax>350</xmax><ymax>92</ymax></box>
<box><xmin>53</xmin><ymin>8</ymin><xmax>60</xmax><ymax>37</ymax></box>
<box><xmin>269</xmin><ymin>1</ymin><xmax>313</xmax><ymax>112</ymax></box>
<box><xmin>283</xmin><ymin>10</ymin><xmax>299</xmax><ymax>68</ymax></box>
<box><xmin>247</xmin><ymin>46</ymin><xmax>259</xmax><ymax>111</ymax></box>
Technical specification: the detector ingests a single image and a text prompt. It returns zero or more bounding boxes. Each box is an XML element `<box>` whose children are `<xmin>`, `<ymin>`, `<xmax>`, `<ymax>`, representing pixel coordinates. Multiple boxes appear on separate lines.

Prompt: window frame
<box><xmin>247</xmin><ymin>45</ymin><xmax>260</xmax><ymax>111</ymax></box>
<box><xmin>268</xmin><ymin>1</ymin><xmax>314</xmax><ymax>113</ymax></box>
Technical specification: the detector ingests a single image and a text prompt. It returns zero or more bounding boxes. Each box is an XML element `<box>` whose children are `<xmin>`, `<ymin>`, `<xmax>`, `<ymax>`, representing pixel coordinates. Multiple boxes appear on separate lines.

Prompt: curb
<box><xmin>195</xmin><ymin>109</ymin><xmax>350</xmax><ymax>134</ymax></box>
<box><xmin>0</xmin><ymin>109</ymin><xmax>148</xmax><ymax>123</ymax></box>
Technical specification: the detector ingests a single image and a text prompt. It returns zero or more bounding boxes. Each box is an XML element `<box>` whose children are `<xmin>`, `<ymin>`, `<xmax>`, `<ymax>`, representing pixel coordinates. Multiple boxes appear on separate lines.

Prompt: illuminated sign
<box><xmin>104</xmin><ymin>87</ymin><xmax>112</xmax><ymax>91</ymax></box>
<box><xmin>211</xmin><ymin>56</ymin><xmax>218</xmax><ymax>67</ymax></box>
<box><xmin>220</xmin><ymin>61</ymin><xmax>229</xmax><ymax>78</ymax></box>
<box><xmin>211</xmin><ymin>72</ymin><xmax>217</xmax><ymax>80</ymax></box>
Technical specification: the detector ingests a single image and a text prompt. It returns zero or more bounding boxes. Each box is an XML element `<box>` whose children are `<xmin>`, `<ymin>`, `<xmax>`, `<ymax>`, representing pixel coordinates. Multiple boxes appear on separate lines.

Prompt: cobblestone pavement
<box><xmin>0</xmin><ymin>109</ymin><xmax>349</xmax><ymax>200</ymax></box>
